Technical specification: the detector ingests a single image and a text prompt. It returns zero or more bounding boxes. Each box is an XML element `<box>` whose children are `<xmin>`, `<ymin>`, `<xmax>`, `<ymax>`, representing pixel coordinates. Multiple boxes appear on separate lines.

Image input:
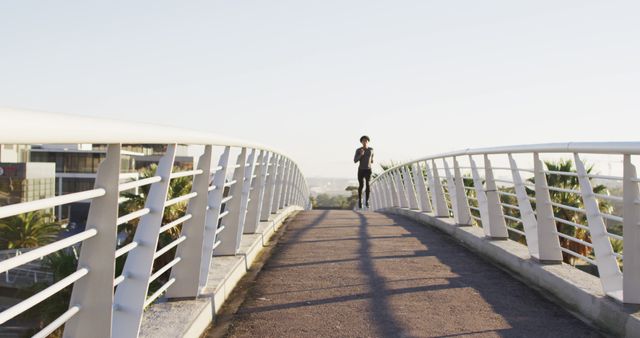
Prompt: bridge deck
<box><xmin>215</xmin><ymin>210</ymin><xmax>600</xmax><ymax>337</ymax></box>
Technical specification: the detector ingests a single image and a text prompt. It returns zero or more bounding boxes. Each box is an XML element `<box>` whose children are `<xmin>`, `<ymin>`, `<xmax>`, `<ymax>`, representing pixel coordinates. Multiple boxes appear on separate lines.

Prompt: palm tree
<box><xmin>526</xmin><ymin>159</ymin><xmax>612</xmax><ymax>265</ymax></box>
<box><xmin>0</xmin><ymin>211</ymin><xmax>62</xmax><ymax>250</ymax></box>
<box><xmin>20</xmin><ymin>249</ymin><xmax>78</xmax><ymax>338</ymax></box>
<box><xmin>118</xmin><ymin>164</ymin><xmax>193</xmax><ymax>291</ymax></box>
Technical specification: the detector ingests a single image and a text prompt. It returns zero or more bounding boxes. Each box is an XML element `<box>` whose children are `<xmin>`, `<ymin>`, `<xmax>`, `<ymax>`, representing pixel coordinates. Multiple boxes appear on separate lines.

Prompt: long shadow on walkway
<box><xmin>223</xmin><ymin>210</ymin><xmax>600</xmax><ymax>338</ymax></box>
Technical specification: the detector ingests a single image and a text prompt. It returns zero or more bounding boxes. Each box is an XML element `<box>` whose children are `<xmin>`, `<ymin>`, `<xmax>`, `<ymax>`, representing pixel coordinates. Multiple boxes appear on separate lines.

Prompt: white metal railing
<box><xmin>370</xmin><ymin>142</ymin><xmax>640</xmax><ymax>305</ymax></box>
<box><xmin>0</xmin><ymin>108</ymin><xmax>310</xmax><ymax>337</ymax></box>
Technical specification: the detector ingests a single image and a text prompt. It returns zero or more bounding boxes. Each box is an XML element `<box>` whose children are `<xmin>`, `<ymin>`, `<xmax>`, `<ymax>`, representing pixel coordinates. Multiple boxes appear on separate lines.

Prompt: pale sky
<box><xmin>1</xmin><ymin>1</ymin><xmax>638</xmax><ymax>178</ymax></box>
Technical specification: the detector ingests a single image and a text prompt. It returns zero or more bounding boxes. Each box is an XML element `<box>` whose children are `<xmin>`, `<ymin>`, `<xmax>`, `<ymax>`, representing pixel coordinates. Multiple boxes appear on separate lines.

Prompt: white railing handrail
<box><xmin>373</xmin><ymin>142</ymin><xmax>640</xmax><ymax>181</ymax></box>
<box><xmin>369</xmin><ymin>143</ymin><xmax>639</xmax><ymax>306</ymax></box>
<box><xmin>0</xmin><ymin>109</ymin><xmax>311</xmax><ymax>337</ymax></box>
<box><xmin>0</xmin><ymin>107</ymin><xmax>287</xmax><ymax>156</ymax></box>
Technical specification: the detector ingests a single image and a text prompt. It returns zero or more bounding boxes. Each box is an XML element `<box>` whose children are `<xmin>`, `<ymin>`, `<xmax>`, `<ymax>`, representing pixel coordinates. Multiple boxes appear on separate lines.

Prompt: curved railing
<box><xmin>370</xmin><ymin>142</ymin><xmax>640</xmax><ymax>304</ymax></box>
<box><xmin>0</xmin><ymin>108</ymin><xmax>310</xmax><ymax>337</ymax></box>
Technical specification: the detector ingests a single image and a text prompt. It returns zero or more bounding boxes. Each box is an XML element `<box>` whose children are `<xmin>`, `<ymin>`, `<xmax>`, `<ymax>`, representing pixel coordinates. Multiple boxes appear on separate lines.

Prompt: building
<box><xmin>29</xmin><ymin>144</ymin><xmax>194</xmax><ymax>231</ymax></box>
<box><xmin>0</xmin><ymin>144</ymin><xmax>30</xmax><ymax>163</ymax></box>
<box><xmin>0</xmin><ymin>162</ymin><xmax>56</xmax><ymax>207</ymax></box>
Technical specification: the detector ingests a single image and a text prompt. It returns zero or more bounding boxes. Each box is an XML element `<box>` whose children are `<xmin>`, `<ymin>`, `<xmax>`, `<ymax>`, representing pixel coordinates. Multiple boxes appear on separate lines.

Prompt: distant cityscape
<box><xmin>306</xmin><ymin>177</ymin><xmax>359</xmax><ymax>197</ymax></box>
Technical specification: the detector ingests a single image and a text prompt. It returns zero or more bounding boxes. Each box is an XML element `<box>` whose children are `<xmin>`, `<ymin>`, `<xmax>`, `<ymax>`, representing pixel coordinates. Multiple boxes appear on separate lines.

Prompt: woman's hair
<box><xmin>360</xmin><ymin>135</ymin><xmax>370</xmax><ymax>142</ymax></box>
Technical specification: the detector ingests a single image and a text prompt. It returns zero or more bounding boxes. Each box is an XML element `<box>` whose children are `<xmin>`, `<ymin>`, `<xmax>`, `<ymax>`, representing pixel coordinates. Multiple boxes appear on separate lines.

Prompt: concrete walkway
<box><xmin>218</xmin><ymin>210</ymin><xmax>600</xmax><ymax>338</ymax></box>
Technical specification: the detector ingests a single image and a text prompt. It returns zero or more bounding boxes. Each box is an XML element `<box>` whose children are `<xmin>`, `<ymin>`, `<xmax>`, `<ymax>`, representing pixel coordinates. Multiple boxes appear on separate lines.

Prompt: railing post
<box><xmin>377</xmin><ymin>182</ymin><xmax>385</xmax><ymax>210</ymax></box>
<box><xmin>482</xmin><ymin>155</ymin><xmax>509</xmax><ymax>239</ymax></box>
<box><xmin>245</xmin><ymin>151</ymin><xmax>269</xmax><ymax>233</ymax></box>
<box><xmin>623</xmin><ymin>154</ymin><xmax>640</xmax><ymax>303</ymax></box>
<box><xmin>286</xmin><ymin>164</ymin><xmax>297</xmax><ymax>206</ymax></box>
<box><xmin>113</xmin><ymin>144</ymin><xmax>176</xmax><ymax>338</ymax></box>
<box><xmin>260</xmin><ymin>153</ymin><xmax>278</xmax><ymax>221</ymax></box>
<box><xmin>166</xmin><ymin>145</ymin><xmax>213</xmax><ymax>299</ymax></box>
<box><xmin>64</xmin><ymin>144</ymin><xmax>121</xmax><ymax>338</ymax></box>
<box><xmin>214</xmin><ymin>148</ymin><xmax>249</xmax><ymax>256</ymax></box>
<box><xmin>412</xmin><ymin>162</ymin><xmax>432</xmax><ymax>212</ymax></box>
<box><xmin>429</xmin><ymin>160</ymin><xmax>449</xmax><ymax>217</ymax></box>
<box><xmin>380</xmin><ymin>178</ymin><xmax>390</xmax><ymax>209</ymax></box>
<box><xmin>574</xmin><ymin>153</ymin><xmax>622</xmax><ymax>298</ymax></box>
<box><xmin>508</xmin><ymin>154</ymin><xmax>540</xmax><ymax>258</ymax></box>
<box><xmin>402</xmin><ymin>166</ymin><xmax>420</xmax><ymax>210</ymax></box>
<box><xmin>371</xmin><ymin>185</ymin><xmax>378</xmax><ymax>210</ymax></box>
<box><xmin>393</xmin><ymin>170</ymin><xmax>409</xmax><ymax>208</ymax></box>
<box><xmin>533</xmin><ymin>153</ymin><xmax>563</xmax><ymax>262</ymax></box>
<box><xmin>386</xmin><ymin>174</ymin><xmax>400</xmax><ymax>207</ymax></box>
<box><xmin>279</xmin><ymin>159</ymin><xmax>292</xmax><ymax>209</ymax></box>
<box><xmin>271</xmin><ymin>156</ymin><xmax>285</xmax><ymax>213</ymax></box>
<box><xmin>199</xmin><ymin>146</ymin><xmax>230</xmax><ymax>289</ymax></box>
<box><xmin>453</xmin><ymin>157</ymin><xmax>472</xmax><ymax>225</ymax></box>
<box><xmin>469</xmin><ymin>155</ymin><xmax>492</xmax><ymax>236</ymax></box>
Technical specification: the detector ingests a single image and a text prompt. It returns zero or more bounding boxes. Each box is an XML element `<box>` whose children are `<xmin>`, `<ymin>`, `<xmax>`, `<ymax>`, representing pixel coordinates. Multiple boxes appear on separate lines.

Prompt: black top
<box><xmin>354</xmin><ymin>147</ymin><xmax>374</xmax><ymax>170</ymax></box>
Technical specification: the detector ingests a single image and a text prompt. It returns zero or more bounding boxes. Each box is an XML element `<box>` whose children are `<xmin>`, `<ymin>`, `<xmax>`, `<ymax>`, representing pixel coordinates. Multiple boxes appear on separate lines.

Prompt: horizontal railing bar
<box><xmin>118</xmin><ymin>176</ymin><xmax>162</xmax><ymax>192</ymax></box>
<box><xmin>494</xmin><ymin>179</ymin><xmax>515</xmax><ymax>184</ymax></box>
<box><xmin>497</xmin><ymin>191</ymin><xmax>517</xmax><ymax>197</ymax></box>
<box><xmin>218</xmin><ymin>210</ymin><xmax>230</xmax><ymax>220</ymax></box>
<box><xmin>224</xmin><ymin>180</ymin><xmax>237</xmax><ymax>188</ymax></box>
<box><xmin>114</xmin><ymin>275</ymin><xmax>125</xmax><ymax>287</ymax></box>
<box><xmin>507</xmin><ymin>227</ymin><xmax>526</xmax><ymax>236</ymax></box>
<box><xmin>555</xmin><ymin>231</ymin><xmax>594</xmax><ymax>248</ymax></box>
<box><xmin>159</xmin><ymin>214</ymin><xmax>193</xmax><ymax>234</ymax></box>
<box><xmin>504</xmin><ymin>215</ymin><xmax>523</xmax><ymax>223</ymax></box>
<box><xmin>153</xmin><ymin>236</ymin><xmax>187</xmax><ymax>260</ymax></box>
<box><xmin>170</xmin><ymin>169</ymin><xmax>203</xmax><ymax>179</ymax></box>
<box><xmin>608</xmin><ymin>232</ymin><xmax>624</xmax><ymax>241</ymax></box>
<box><xmin>0</xmin><ymin>108</ymin><xmax>304</xmax><ymax>159</ymax></box>
<box><xmin>0</xmin><ymin>268</ymin><xmax>89</xmax><ymax>325</ymax></box>
<box><xmin>215</xmin><ymin>226</ymin><xmax>225</xmax><ymax>235</ymax></box>
<box><xmin>544</xmin><ymin>170</ymin><xmax>579</xmax><ymax>177</ymax></box>
<box><xmin>601</xmin><ymin>213</ymin><xmax>623</xmax><ymax>223</ymax></box>
<box><xmin>165</xmin><ymin>192</ymin><xmax>198</xmax><ymax>207</ymax></box>
<box><xmin>208</xmin><ymin>185</ymin><xmax>217</xmax><ymax>192</ymax></box>
<box><xmin>463</xmin><ymin>186</ymin><xmax>475</xmax><ymax>190</ymax></box>
<box><xmin>212</xmin><ymin>240</ymin><xmax>222</xmax><ymax>250</ymax></box>
<box><xmin>0</xmin><ymin>189</ymin><xmax>105</xmax><ymax>219</ymax></box>
<box><xmin>500</xmin><ymin>203</ymin><xmax>520</xmax><ymax>210</ymax></box>
<box><xmin>491</xmin><ymin>167</ymin><xmax>535</xmax><ymax>173</ymax></box>
<box><xmin>144</xmin><ymin>278</ymin><xmax>175</xmax><ymax>308</ymax></box>
<box><xmin>32</xmin><ymin>305</ymin><xmax>81</xmax><ymax>338</ymax></box>
<box><xmin>115</xmin><ymin>242</ymin><xmax>139</xmax><ymax>259</ymax></box>
<box><xmin>549</xmin><ymin>202</ymin><xmax>585</xmax><ymax>214</ymax></box>
<box><xmin>553</xmin><ymin>217</ymin><xmax>590</xmax><ymax>231</ymax></box>
<box><xmin>371</xmin><ymin>142</ymin><xmax>640</xmax><ymax>184</ymax></box>
<box><xmin>470</xmin><ymin>214</ymin><xmax>482</xmax><ymax>221</ymax></box>
<box><xmin>594</xmin><ymin>193</ymin><xmax>623</xmax><ymax>203</ymax></box>
<box><xmin>547</xmin><ymin>186</ymin><xmax>581</xmax><ymax>194</ymax></box>
<box><xmin>149</xmin><ymin>257</ymin><xmax>181</xmax><ymax>284</ymax></box>
<box><xmin>220</xmin><ymin>196</ymin><xmax>233</xmax><ymax>204</ymax></box>
<box><xmin>560</xmin><ymin>247</ymin><xmax>596</xmax><ymax>265</ymax></box>
<box><xmin>0</xmin><ymin>229</ymin><xmax>97</xmax><ymax>274</ymax></box>
<box><xmin>117</xmin><ymin>208</ymin><xmax>151</xmax><ymax>226</ymax></box>
<box><xmin>587</xmin><ymin>174</ymin><xmax>623</xmax><ymax>181</ymax></box>
<box><xmin>469</xmin><ymin>206</ymin><xmax>480</xmax><ymax>211</ymax></box>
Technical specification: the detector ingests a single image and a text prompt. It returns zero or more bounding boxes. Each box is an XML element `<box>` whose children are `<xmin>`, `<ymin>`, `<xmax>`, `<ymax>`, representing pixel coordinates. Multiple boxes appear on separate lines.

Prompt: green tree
<box><xmin>530</xmin><ymin>159</ymin><xmax>612</xmax><ymax>264</ymax></box>
<box><xmin>0</xmin><ymin>211</ymin><xmax>62</xmax><ymax>250</ymax></box>
<box><xmin>118</xmin><ymin>164</ymin><xmax>193</xmax><ymax>291</ymax></box>
<box><xmin>20</xmin><ymin>250</ymin><xmax>78</xmax><ymax>338</ymax></box>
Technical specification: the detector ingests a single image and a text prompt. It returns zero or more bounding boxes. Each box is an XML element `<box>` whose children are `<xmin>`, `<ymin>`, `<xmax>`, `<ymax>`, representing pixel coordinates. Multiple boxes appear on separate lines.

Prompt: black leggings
<box><xmin>357</xmin><ymin>169</ymin><xmax>372</xmax><ymax>205</ymax></box>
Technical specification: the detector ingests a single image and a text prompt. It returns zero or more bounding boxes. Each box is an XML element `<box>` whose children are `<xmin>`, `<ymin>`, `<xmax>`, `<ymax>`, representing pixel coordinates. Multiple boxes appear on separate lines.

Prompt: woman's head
<box><xmin>360</xmin><ymin>135</ymin><xmax>370</xmax><ymax>147</ymax></box>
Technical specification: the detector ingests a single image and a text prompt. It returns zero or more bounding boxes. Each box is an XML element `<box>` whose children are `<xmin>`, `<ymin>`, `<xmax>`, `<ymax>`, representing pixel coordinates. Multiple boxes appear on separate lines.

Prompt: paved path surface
<box><xmin>220</xmin><ymin>210</ymin><xmax>600</xmax><ymax>338</ymax></box>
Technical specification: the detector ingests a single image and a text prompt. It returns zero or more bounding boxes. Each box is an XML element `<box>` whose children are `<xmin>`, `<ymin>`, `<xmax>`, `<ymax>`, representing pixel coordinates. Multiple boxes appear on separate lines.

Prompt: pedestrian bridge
<box><xmin>0</xmin><ymin>108</ymin><xmax>639</xmax><ymax>337</ymax></box>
